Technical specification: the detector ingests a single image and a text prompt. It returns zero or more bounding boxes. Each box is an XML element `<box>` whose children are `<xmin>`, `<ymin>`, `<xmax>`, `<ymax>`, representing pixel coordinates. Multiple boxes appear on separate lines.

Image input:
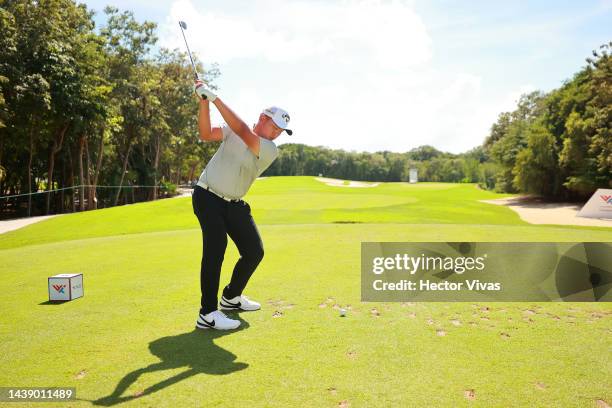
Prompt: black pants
<box><xmin>192</xmin><ymin>185</ymin><xmax>264</xmax><ymax>315</ymax></box>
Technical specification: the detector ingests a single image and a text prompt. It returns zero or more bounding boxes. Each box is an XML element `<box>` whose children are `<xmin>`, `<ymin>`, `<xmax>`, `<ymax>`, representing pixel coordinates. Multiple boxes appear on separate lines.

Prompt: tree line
<box><xmin>484</xmin><ymin>43</ymin><xmax>611</xmax><ymax>199</ymax></box>
<box><xmin>267</xmin><ymin>43</ymin><xmax>611</xmax><ymax>200</ymax></box>
<box><xmin>0</xmin><ymin>0</ymin><xmax>219</xmax><ymax>218</ymax></box>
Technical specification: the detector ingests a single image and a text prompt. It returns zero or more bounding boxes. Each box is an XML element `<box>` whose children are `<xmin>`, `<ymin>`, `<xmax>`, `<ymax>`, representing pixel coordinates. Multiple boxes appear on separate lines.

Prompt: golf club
<box><xmin>178</xmin><ymin>20</ymin><xmax>199</xmax><ymax>80</ymax></box>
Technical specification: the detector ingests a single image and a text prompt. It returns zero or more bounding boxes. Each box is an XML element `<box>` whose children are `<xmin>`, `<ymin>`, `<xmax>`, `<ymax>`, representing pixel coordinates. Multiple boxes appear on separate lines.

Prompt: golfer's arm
<box><xmin>197</xmin><ymin>99</ymin><xmax>212</xmax><ymax>140</ymax></box>
<box><xmin>197</xmin><ymin>100</ymin><xmax>223</xmax><ymax>142</ymax></box>
<box><xmin>212</xmin><ymin>98</ymin><xmax>260</xmax><ymax>155</ymax></box>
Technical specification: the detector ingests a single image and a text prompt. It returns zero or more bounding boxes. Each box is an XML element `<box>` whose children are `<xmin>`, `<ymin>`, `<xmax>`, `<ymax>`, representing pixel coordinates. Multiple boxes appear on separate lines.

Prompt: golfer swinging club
<box><xmin>192</xmin><ymin>80</ymin><xmax>292</xmax><ymax>330</ymax></box>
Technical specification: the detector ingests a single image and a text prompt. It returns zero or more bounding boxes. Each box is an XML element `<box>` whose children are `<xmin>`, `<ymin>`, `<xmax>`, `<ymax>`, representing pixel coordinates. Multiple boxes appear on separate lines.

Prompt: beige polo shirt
<box><xmin>196</xmin><ymin>126</ymin><xmax>278</xmax><ymax>199</ymax></box>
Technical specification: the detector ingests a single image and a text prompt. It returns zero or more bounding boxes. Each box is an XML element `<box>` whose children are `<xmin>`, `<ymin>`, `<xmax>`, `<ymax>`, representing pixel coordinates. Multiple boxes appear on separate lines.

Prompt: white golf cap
<box><xmin>263</xmin><ymin>106</ymin><xmax>293</xmax><ymax>135</ymax></box>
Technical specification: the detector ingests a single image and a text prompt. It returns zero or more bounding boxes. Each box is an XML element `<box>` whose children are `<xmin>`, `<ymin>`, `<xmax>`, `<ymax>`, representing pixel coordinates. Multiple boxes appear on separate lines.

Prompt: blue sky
<box><xmin>83</xmin><ymin>0</ymin><xmax>611</xmax><ymax>153</ymax></box>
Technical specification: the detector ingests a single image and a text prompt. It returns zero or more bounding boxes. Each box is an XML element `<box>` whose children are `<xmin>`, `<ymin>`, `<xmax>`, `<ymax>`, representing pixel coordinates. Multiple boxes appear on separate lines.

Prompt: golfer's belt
<box><xmin>200</xmin><ymin>183</ymin><xmax>242</xmax><ymax>203</ymax></box>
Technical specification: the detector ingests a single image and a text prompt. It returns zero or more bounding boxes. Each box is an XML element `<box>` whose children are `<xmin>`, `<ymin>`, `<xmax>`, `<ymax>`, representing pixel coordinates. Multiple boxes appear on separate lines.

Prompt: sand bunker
<box><xmin>315</xmin><ymin>177</ymin><xmax>379</xmax><ymax>188</ymax></box>
<box><xmin>480</xmin><ymin>196</ymin><xmax>612</xmax><ymax>227</ymax></box>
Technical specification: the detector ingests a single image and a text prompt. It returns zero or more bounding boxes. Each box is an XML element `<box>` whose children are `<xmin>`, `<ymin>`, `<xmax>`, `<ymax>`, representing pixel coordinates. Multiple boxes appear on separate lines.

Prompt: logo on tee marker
<box><xmin>53</xmin><ymin>284</ymin><xmax>66</xmax><ymax>293</ymax></box>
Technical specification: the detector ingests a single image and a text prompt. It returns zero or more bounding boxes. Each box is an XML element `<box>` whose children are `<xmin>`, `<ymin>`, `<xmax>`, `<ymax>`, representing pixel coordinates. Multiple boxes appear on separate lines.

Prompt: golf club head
<box><xmin>179</xmin><ymin>21</ymin><xmax>187</xmax><ymax>30</ymax></box>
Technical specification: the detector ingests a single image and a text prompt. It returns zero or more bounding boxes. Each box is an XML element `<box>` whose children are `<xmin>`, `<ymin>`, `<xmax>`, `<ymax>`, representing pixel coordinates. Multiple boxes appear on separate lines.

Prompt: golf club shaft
<box><xmin>179</xmin><ymin>23</ymin><xmax>199</xmax><ymax>80</ymax></box>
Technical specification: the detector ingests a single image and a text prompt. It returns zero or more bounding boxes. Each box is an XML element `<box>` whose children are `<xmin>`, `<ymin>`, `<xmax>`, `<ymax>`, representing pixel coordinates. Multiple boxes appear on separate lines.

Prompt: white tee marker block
<box><xmin>577</xmin><ymin>188</ymin><xmax>612</xmax><ymax>220</ymax></box>
<box><xmin>48</xmin><ymin>273</ymin><xmax>84</xmax><ymax>301</ymax></box>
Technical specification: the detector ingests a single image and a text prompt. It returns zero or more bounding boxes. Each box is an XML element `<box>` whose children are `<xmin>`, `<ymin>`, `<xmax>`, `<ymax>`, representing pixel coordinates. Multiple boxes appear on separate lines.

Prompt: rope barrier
<box><xmin>0</xmin><ymin>184</ymin><xmax>186</xmax><ymax>200</ymax></box>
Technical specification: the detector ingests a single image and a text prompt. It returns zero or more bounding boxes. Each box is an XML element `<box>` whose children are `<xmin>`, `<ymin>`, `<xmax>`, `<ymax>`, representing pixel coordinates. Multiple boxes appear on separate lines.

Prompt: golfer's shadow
<box><xmin>91</xmin><ymin>316</ymin><xmax>249</xmax><ymax>406</ymax></box>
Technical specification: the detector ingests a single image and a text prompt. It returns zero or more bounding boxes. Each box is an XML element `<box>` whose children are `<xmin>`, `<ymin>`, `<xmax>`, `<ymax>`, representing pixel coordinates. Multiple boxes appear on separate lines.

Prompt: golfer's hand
<box><xmin>194</xmin><ymin>80</ymin><xmax>217</xmax><ymax>102</ymax></box>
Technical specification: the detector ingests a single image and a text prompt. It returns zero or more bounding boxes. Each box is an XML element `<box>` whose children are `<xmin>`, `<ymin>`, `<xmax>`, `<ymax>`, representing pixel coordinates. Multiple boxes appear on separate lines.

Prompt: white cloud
<box><xmin>161</xmin><ymin>0</ymin><xmax>432</xmax><ymax>68</ymax></box>
<box><xmin>277</xmin><ymin>70</ymin><xmax>493</xmax><ymax>154</ymax></box>
<box><xmin>501</xmin><ymin>84</ymin><xmax>536</xmax><ymax>112</ymax></box>
<box><xmin>158</xmin><ymin>0</ymin><xmax>540</xmax><ymax>154</ymax></box>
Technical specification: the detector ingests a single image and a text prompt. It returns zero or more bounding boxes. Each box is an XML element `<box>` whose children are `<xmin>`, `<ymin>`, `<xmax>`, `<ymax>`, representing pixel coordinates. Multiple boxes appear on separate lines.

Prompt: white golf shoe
<box><xmin>196</xmin><ymin>310</ymin><xmax>240</xmax><ymax>330</ymax></box>
<box><xmin>220</xmin><ymin>294</ymin><xmax>261</xmax><ymax>311</ymax></box>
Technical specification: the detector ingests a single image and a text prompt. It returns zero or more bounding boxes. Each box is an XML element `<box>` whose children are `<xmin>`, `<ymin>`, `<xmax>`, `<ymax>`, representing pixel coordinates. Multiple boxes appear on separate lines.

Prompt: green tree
<box><xmin>585</xmin><ymin>42</ymin><xmax>612</xmax><ymax>188</ymax></box>
<box><xmin>488</xmin><ymin>92</ymin><xmax>546</xmax><ymax>193</ymax></box>
<box><xmin>513</xmin><ymin>122</ymin><xmax>559</xmax><ymax>196</ymax></box>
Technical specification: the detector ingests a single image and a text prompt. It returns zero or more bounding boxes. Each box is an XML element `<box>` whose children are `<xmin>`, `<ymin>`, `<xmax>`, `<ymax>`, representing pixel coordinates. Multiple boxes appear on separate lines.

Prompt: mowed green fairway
<box><xmin>1</xmin><ymin>176</ymin><xmax>610</xmax><ymax>407</ymax></box>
